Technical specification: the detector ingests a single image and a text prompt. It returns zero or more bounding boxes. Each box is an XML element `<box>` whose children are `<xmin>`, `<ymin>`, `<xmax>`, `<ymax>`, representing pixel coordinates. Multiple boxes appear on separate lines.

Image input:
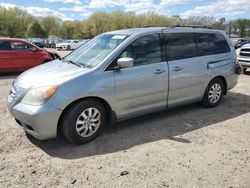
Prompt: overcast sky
<box><xmin>1</xmin><ymin>0</ymin><xmax>250</xmax><ymax>21</ymax></box>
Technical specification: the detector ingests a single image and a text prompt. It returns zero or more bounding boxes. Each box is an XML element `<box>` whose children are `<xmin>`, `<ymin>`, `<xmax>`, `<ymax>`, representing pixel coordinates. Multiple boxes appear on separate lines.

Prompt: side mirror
<box><xmin>31</xmin><ymin>47</ymin><xmax>38</xmax><ymax>52</ymax></box>
<box><xmin>117</xmin><ymin>57</ymin><xmax>134</xmax><ymax>69</ymax></box>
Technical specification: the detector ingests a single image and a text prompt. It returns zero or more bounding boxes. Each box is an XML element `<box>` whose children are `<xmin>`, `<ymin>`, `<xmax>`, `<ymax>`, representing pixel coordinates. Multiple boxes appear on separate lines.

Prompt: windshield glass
<box><xmin>64</xmin><ymin>34</ymin><xmax>128</xmax><ymax>68</ymax></box>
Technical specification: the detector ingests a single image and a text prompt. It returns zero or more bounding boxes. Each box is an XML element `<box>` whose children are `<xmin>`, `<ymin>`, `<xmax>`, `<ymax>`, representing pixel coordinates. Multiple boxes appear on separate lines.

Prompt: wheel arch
<box><xmin>57</xmin><ymin>96</ymin><xmax>116</xmax><ymax>135</ymax></box>
<box><xmin>209</xmin><ymin>75</ymin><xmax>227</xmax><ymax>95</ymax></box>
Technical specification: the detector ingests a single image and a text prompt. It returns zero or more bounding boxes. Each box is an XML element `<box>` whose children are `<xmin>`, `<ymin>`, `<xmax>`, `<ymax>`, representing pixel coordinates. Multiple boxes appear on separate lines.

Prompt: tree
<box><xmin>26</xmin><ymin>21</ymin><xmax>47</xmax><ymax>38</ymax></box>
<box><xmin>40</xmin><ymin>16</ymin><xmax>62</xmax><ymax>36</ymax></box>
<box><xmin>0</xmin><ymin>7</ymin><xmax>36</xmax><ymax>37</ymax></box>
<box><xmin>59</xmin><ymin>20</ymin><xmax>83</xmax><ymax>39</ymax></box>
<box><xmin>236</xmin><ymin>19</ymin><xmax>250</xmax><ymax>38</ymax></box>
<box><xmin>60</xmin><ymin>21</ymin><xmax>75</xmax><ymax>38</ymax></box>
<box><xmin>1</xmin><ymin>5</ymin><xmax>250</xmax><ymax>39</ymax></box>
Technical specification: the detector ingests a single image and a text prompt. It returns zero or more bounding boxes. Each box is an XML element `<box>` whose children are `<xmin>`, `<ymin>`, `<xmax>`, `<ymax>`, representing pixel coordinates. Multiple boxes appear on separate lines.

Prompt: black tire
<box><xmin>201</xmin><ymin>78</ymin><xmax>225</xmax><ymax>108</ymax></box>
<box><xmin>67</xmin><ymin>45</ymin><xmax>71</xmax><ymax>50</ymax></box>
<box><xmin>61</xmin><ymin>100</ymin><xmax>107</xmax><ymax>144</ymax></box>
<box><xmin>244</xmin><ymin>68</ymin><xmax>247</xmax><ymax>73</ymax></box>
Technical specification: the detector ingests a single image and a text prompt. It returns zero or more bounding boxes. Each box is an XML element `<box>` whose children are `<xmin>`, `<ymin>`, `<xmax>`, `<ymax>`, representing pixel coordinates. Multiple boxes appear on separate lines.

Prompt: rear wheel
<box><xmin>201</xmin><ymin>78</ymin><xmax>225</xmax><ymax>107</ymax></box>
<box><xmin>67</xmin><ymin>45</ymin><xmax>71</xmax><ymax>50</ymax></box>
<box><xmin>61</xmin><ymin>100</ymin><xmax>107</xmax><ymax>144</ymax></box>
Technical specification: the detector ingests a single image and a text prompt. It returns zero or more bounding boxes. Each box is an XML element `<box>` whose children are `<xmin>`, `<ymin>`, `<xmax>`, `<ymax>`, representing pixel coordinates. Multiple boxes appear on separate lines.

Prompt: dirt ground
<box><xmin>0</xmin><ymin>50</ymin><xmax>249</xmax><ymax>187</ymax></box>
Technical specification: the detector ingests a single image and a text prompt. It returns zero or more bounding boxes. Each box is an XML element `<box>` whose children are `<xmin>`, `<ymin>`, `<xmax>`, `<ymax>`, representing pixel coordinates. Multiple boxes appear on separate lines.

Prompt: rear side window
<box><xmin>196</xmin><ymin>33</ymin><xmax>230</xmax><ymax>56</ymax></box>
<box><xmin>0</xmin><ymin>41</ymin><xmax>12</xmax><ymax>50</ymax></box>
<box><xmin>165</xmin><ymin>33</ymin><xmax>197</xmax><ymax>61</ymax></box>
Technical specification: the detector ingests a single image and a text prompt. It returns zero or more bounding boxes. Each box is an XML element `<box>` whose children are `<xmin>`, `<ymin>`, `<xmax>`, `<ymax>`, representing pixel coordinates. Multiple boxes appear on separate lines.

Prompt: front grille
<box><xmin>8</xmin><ymin>86</ymin><xmax>25</xmax><ymax>105</ymax></box>
<box><xmin>241</xmin><ymin>48</ymin><xmax>250</xmax><ymax>52</ymax></box>
<box><xmin>240</xmin><ymin>48</ymin><xmax>250</xmax><ymax>57</ymax></box>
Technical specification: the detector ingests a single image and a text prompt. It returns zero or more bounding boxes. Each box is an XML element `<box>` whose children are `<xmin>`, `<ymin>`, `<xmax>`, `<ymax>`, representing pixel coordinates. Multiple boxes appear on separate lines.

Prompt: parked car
<box><xmin>0</xmin><ymin>38</ymin><xmax>59</xmax><ymax>73</ymax></box>
<box><xmin>28</xmin><ymin>38</ymin><xmax>46</xmax><ymax>48</ymax></box>
<box><xmin>231</xmin><ymin>38</ymin><xmax>250</xmax><ymax>49</ymax></box>
<box><xmin>237</xmin><ymin>43</ymin><xmax>250</xmax><ymax>72</ymax></box>
<box><xmin>7</xmin><ymin>27</ymin><xmax>240</xmax><ymax>144</ymax></box>
<box><xmin>56</xmin><ymin>40</ymin><xmax>82</xmax><ymax>50</ymax></box>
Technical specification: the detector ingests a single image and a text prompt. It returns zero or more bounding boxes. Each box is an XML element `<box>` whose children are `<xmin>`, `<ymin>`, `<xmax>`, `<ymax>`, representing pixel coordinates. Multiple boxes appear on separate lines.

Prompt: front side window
<box><xmin>196</xmin><ymin>33</ymin><xmax>230</xmax><ymax>56</ymax></box>
<box><xmin>11</xmin><ymin>42</ymin><xmax>32</xmax><ymax>51</ymax></box>
<box><xmin>64</xmin><ymin>34</ymin><xmax>128</xmax><ymax>68</ymax></box>
<box><xmin>118</xmin><ymin>34</ymin><xmax>162</xmax><ymax>66</ymax></box>
<box><xmin>0</xmin><ymin>41</ymin><xmax>12</xmax><ymax>51</ymax></box>
<box><xmin>165</xmin><ymin>33</ymin><xmax>197</xmax><ymax>61</ymax></box>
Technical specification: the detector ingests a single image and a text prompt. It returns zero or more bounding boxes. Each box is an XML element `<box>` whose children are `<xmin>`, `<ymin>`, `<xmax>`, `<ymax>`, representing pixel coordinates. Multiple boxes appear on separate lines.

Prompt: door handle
<box><xmin>173</xmin><ymin>66</ymin><xmax>183</xmax><ymax>72</ymax></box>
<box><xmin>154</xmin><ymin>69</ymin><xmax>165</xmax><ymax>74</ymax></box>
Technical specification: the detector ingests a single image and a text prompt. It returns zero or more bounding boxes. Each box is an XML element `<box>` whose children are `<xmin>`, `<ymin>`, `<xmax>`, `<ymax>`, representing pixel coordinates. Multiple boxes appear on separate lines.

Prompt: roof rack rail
<box><xmin>171</xmin><ymin>25</ymin><xmax>213</xmax><ymax>29</ymax></box>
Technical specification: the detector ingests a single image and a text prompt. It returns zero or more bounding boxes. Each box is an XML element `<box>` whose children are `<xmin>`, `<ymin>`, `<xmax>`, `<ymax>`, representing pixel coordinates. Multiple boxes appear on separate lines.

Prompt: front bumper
<box><xmin>8</xmin><ymin>101</ymin><xmax>62</xmax><ymax>140</ymax></box>
<box><xmin>56</xmin><ymin>46</ymin><xmax>67</xmax><ymax>50</ymax></box>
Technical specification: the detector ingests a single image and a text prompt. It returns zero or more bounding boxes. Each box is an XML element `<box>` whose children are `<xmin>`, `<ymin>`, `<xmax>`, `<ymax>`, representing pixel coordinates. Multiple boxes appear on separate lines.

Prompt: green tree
<box><xmin>59</xmin><ymin>20</ymin><xmax>83</xmax><ymax>39</ymax></box>
<box><xmin>236</xmin><ymin>19</ymin><xmax>250</xmax><ymax>37</ymax></box>
<box><xmin>60</xmin><ymin>21</ymin><xmax>76</xmax><ymax>38</ymax></box>
<box><xmin>40</xmin><ymin>16</ymin><xmax>62</xmax><ymax>36</ymax></box>
<box><xmin>0</xmin><ymin>7</ymin><xmax>36</xmax><ymax>37</ymax></box>
<box><xmin>26</xmin><ymin>21</ymin><xmax>47</xmax><ymax>38</ymax></box>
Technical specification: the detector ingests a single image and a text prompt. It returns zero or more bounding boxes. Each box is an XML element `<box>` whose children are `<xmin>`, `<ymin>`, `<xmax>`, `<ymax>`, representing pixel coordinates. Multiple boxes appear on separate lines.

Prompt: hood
<box><xmin>241</xmin><ymin>43</ymin><xmax>250</xmax><ymax>49</ymax></box>
<box><xmin>14</xmin><ymin>60</ymin><xmax>89</xmax><ymax>89</ymax></box>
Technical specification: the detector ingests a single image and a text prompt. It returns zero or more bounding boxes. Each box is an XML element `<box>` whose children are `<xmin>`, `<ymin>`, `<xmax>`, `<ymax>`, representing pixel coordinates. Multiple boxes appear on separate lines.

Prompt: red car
<box><xmin>0</xmin><ymin>38</ymin><xmax>59</xmax><ymax>73</ymax></box>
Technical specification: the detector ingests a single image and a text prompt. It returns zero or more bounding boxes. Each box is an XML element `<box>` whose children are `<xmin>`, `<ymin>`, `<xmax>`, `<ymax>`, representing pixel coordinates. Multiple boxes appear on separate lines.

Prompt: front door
<box><xmin>114</xmin><ymin>34</ymin><xmax>168</xmax><ymax>118</ymax></box>
<box><xmin>11</xmin><ymin>41</ymin><xmax>39</xmax><ymax>70</ymax></box>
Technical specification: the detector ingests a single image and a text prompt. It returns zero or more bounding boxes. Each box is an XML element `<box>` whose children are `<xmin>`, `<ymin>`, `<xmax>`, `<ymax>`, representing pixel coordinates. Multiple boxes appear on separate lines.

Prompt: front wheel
<box><xmin>67</xmin><ymin>45</ymin><xmax>71</xmax><ymax>50</ymax></box>
<box><xmin>201</xmin><ymin>78</ymin><xmax>225</xmax><ymax>107</ymax></box>
<box><xmin>61</xmin><ymin>100</ymin><xmax>107</xmax><ymax>144</ymax></box>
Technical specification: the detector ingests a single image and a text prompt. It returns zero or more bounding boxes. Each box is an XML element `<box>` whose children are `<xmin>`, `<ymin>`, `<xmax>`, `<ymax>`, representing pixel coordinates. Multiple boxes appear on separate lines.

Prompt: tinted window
<box><xmin>196</xmin><ymin>33</ymin><xmax>230</xmax><ymax>56</ymax></box>
<box><xmin>165</xmin><ymin>33</ymin><xmax>197</xmax><ymax>61</ymax></box>
<box><xmin>0</xmin><ymin>41</ymin><xmax>12</xmax><ymax>50</ymax></box>
<box><xmin>11</xmin><ymin>42</ymin><xmax>32</xmax><ymax>51</ymax></box>
<box><xmin>119</xmin><ymin>34</ymin><xmax>162</xmax><ymax>66</ymax></box>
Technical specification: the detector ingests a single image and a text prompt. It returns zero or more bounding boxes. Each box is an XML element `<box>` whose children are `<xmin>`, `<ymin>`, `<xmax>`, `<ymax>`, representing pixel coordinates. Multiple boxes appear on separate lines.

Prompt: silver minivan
<box><xmin>7</xmin><ymin>27</ymin><xmax>240</xmax><ymax>144</ymax></box>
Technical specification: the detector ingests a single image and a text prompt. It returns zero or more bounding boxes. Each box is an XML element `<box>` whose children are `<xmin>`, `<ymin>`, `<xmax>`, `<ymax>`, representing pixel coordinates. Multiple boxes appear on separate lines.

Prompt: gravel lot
<box><xmin>0</xmin><ymin>50</ymin><xmax>249</xmax><ymax>187</ymax></box>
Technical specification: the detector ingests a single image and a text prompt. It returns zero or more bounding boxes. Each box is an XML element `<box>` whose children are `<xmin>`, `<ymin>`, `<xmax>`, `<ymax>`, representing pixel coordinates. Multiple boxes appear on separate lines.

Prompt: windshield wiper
<box><xmin>62</xmin><ymin>59</ymin><xmax>82</xmax><ymax>68</ymax></box>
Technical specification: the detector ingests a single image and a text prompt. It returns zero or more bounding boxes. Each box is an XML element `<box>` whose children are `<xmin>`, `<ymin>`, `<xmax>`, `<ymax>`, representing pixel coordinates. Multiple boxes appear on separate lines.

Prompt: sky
<box><xmin>0</xmin><ymin>0</ymin><xmax>250</xmax><ymax>21</ymax></box>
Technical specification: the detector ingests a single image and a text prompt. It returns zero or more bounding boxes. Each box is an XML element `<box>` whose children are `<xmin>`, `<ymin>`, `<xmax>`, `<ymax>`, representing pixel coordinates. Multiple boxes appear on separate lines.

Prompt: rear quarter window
<box><xmin>195</xmin><ymin>33</ymin><xmax>230</xmax><ymax>56</ymax></box>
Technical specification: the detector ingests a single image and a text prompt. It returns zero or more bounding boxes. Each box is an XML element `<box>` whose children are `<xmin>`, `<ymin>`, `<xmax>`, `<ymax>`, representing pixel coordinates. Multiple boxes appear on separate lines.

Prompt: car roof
<box><xmin>0</xmin><ymin>37</ymin><xmax>41</xmax><ymax>49</ymax></box>
<box><xmin>105</xmin><ymin>27</ymin><xmax>223</xmax><ymax>36</ymax></box>
<box><xmin>0</xmin><ymin>38</ymin><xmax>28</xmax><ymax>42</ymax></box>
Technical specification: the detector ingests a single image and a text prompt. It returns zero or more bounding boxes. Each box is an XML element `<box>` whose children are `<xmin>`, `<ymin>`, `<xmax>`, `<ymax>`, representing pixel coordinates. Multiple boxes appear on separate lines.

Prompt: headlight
<box><xmin>236</xmin><ymin>49</ymin><xmax>240</xmax><ymax>56</ymax></box>
<box><xmin>21</xmin><ymin>85</ymin><xmax>57</xmax><ymax>106</ymax></box>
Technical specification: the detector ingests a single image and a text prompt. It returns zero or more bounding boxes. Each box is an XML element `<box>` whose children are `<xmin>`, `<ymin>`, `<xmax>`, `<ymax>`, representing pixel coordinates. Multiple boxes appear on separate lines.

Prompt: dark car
<box><xmin>0</xmin><ymin>38</ymin><xmax>60</xmax><ymax>73</ymax></box>
<box><xmin>232</xmin><ymin>38</ymin><xmax>250</xmax><ymax>49</ymax></box>
<box><xmin>32</xmin><ymin>40</ymin><xmax>45</xmax><ymax>48</ymax></box>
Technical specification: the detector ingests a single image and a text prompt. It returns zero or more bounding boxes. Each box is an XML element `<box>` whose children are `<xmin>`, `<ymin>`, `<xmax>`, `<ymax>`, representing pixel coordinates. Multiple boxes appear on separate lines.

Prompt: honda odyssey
<box><xmin>7</xmin><ymin>26</ymin><xmax>239</xmax><ymax>144</ymax></box>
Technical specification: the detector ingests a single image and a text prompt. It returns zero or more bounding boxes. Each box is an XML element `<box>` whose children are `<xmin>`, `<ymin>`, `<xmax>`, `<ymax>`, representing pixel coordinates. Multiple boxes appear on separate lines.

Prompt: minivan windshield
<box><xmin>63</xmin><ymin>34</ymin><xmax>128</xmax><ymax>68</ymax></box>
